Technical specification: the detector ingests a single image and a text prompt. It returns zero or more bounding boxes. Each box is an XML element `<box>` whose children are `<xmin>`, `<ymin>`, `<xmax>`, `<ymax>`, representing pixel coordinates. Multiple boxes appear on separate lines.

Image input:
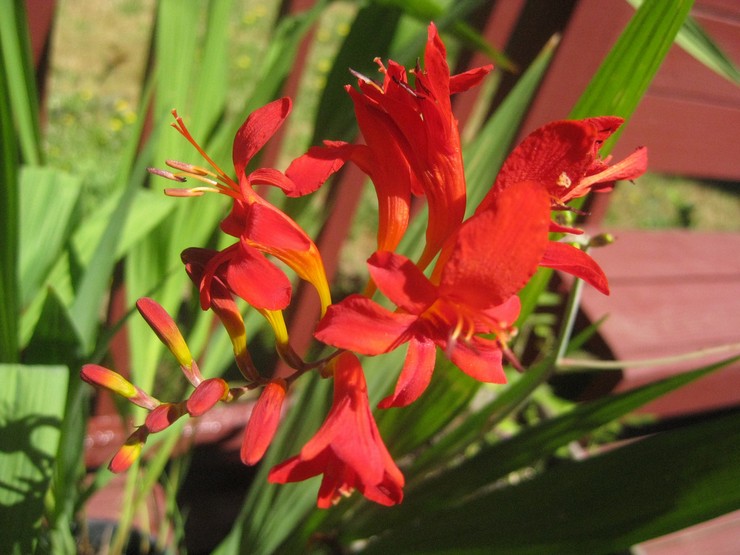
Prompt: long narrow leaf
<box><xmin>18</xmin><ymin>167</ymin><xmax>82</xmax><ymax>307</ymax></box>
<box><xmin>0</xmin><ymin>0</ymin><xmax>41</xmax><ymax>164</ymax></box>
<box><xmin>353</xmin><ymin>355</ymin><xmax>738</xmax><ymax>539</ymax></box>
<box><xmin>627</xmin><ymin>0</ymin><xmax>740</xmax><ymax>84</ymax></box>
<box><xmin>363</xmin><ymin>408</ymin><xmax>740</xmax><ymax>554</ymax></box>
<box><xmin>0</xmin><ymin>36</ymin><xmax>19</xmax><ymax>362</ymax></box>
<box><xmin>570</xmin><ymin>0</ymin><xmax>694</xmax><ymax>122</ymax></box>
<box><xmin>0</xmin><ymin>364</ymin><xmax>68</xmax><ymax>554</ymax></box>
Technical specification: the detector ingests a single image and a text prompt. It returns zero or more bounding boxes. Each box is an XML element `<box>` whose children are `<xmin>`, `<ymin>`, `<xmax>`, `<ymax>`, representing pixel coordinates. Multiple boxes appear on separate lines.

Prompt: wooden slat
<box><xmin>517</xmin><ymin>0</ymin><xmax>740</xmax><ymax>180</ymax></box>
<box><xmin>576</xmin><ymin>229</ymin><xmax>740</xmax><ymax>417</ymax></box>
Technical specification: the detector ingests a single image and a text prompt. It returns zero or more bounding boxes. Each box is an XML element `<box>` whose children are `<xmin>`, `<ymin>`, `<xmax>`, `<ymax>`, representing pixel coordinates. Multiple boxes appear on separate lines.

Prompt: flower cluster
<box><xmin>82</xmin><ymin>23</ymin><xmax>646</xmax><ymax>508</ymax></box>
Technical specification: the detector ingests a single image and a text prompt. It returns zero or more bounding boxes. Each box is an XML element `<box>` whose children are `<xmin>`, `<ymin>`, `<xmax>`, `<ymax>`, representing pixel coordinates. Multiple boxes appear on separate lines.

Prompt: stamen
<box><xmin>392</xmin><ymin>76</ymin><xmax>425</xmax><ymax>99</ymax></box>
<box><xmin>166</xmin><ymin>159</ymin><xmax>213</xmax><ymax>177</ymax></box>
<box><xmin>557</xmin><ymin>171</ymin><xmax>572</xmax><ymax>188</ymax></box>
<box><xmin>350</xmin><ymin>68</ymin><xmax>375</xmax><ymax>85</ymax></box>
<box><xmin>164</xmin><ymin>187</ymin><xmax>207</xmax><ymax>197</ymax></box>
<box><xmin>169</xmin><ymin>110</ymin><xmax>236</xmax><ymax>191</ymax></box>
<box><xmin>147</xmin><ymin>167</ymin><xmax>186</xmax><ymax>182</ymax></box>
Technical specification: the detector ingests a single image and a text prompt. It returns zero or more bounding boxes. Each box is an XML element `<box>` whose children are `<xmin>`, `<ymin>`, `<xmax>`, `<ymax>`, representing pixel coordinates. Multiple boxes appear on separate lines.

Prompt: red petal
<box><xmin>477</xmin><ymin>120</ymin><xmax>596</xmax><ymax>211</ymax></box>
<box><xmin>449</xmin><ymin>65</ymin><xmax>493</xmax><ymax>94</ymax></box>
<box><xmin>242</xmin><ymin>201</ymin><xmax>311</xmax><ymax>252</ymax></box>
<box><xmin>378</xmin><ymin>337</ymin><xmax>437</xmax><ymax>408</ymax></box>
<box><xmin>367</xmin><ymin>251</ymin><xmax>437</xmax><ymax>314</ymax></box>
<box><xmin>540</xmin><ymin>241</ymin><xmax>610</xmax><ymax>295</ymax></box>
<box><xmin>232</xmin><ymin>97</ymin><xmax>291</xmax><ymax>179</ymax></box>
<box><xmin>440</xmin><ymin>180</ymin><xmax>551</xmax><ymax>307</ymax></box>
<box><xmin>549</xmin><ymin>220</ymin><xmax>585</xmax><ymax>235</ymax></box>
<box><xmin>241</xmin><ymin>379</ymin><xmax>287</xmax><ymax>465</ymax></box>
<box><xmin>418</xmin><ymin>23</ymin><xmax>452</xmax><ymax>113</ymax></box>
<box><xmin>186</xmin><ymin>378</ymin><xmax>229</xmax><ymax>416</ymax></box>
<box><xmin>224</xmin><ymin>241</ymin><xmax>292</xmax><ymax>310</ymax></box>
<box><xmin>284</xmin><ymin>142</ymin><xmax>354</xmax><ymax>197</ymax></box>
<box><xmin>314</xmin><ymin>295</ymin><xmax>415</xmax><ymax>355</ymax></box>
<box><xmin>247</xmin><ymin>168</ymin><xmax>296</xmax><ymax>194</ymax></box>
<box><xmin>449</xmin><ymin>336</ymin><xmax>506</xmax><ymax>383</ymax></box>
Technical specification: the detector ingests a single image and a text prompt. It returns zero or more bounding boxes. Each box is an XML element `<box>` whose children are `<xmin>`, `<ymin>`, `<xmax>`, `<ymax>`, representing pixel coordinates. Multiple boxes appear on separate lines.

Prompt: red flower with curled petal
<box><xmin>268</xmin><ymin>353</ymin><xmax>404</xmax><ymax>507</ymax></box>
<box><xmin>478</xmin><ymin>116</ymin><xmax>647</xmax><ymax>210</ymax></box>
<box><xmin>149</xmin><ymin>98</ymin><xmax>332</xmax><ymax>314</ymax></box>
<box><xmin>474</xmin><ymin>117</ymin><xmax>647</xmax><ymax>295</ymax></box>
<box><xmin>288</xmin><ymin>23</ymin><xmax>492</xmax><ymax>268</ymax></box>
<box><xmin>315</xmin><ymin>180</ymin><xmax>551</xmax><ymax>408</ymax></box>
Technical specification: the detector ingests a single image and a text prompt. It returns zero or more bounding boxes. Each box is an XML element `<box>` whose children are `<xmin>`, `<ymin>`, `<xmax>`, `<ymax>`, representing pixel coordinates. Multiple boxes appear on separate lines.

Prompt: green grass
<box><xmin>606</xmin><ymin>173</ymin><xmax>740</xmax><ymax>231</ymax></box>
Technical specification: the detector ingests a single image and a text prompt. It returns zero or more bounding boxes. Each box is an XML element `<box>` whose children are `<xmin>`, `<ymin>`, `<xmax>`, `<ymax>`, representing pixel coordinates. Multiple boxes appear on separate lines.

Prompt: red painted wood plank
<box><xmin>575</xmin><ymin>230</ymin><xmax>740</xmax><ymax>417</ymax></box>
<box><xmin>518</xmin><ymin>0</ymin><xmax>740</xmax><ymax>180</ymax></box>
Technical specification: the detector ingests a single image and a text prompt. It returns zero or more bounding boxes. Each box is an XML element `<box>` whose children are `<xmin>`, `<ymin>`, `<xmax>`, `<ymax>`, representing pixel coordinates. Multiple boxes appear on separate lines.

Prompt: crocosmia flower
<box><xmin>149</xmin><ymin>98</ymin><xmax>333</xmax><ymax>314</ymax></box>
<box><xmin>477</xmin><ymin>116</ymin><xmax>647</xmax><ymax>210</ymax></box>
<box><xmin>473</xmin><ymin>116</ymin><xmax>647</xmax><ymax>295</ymax></box>
<box><xmin>289</xmin><ymin>23</ymin><xmax>492</xmax><ymax>269</ymax></box>
<box><xmin>315</xmin><ymin>180</ymin><xmax>551</xmax><ymax>407</ymax></box>
<box><xmin>268</xmin><ymin>353</ymin><xmax>404</xmax><ymax>507</ymax></box>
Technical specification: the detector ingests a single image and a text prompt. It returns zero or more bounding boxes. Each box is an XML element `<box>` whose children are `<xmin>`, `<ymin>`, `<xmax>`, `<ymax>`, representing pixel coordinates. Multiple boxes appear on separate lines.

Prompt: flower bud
<box><xmin>186</xmin><ymin>378</ymin><xmax>230</xmax><ymax>417</ymax></box>
<box><xmin>145</xmin><ymin>402</ymin><xmax>186</xmax><ymax>433</ymax></box>
<box><xmin>81</xmin><ymin>364</ymin><xmax>158</xmax><ymax>410</ymax></box>
<box><xmin>109</xmin><ymin>427</ymin><xmax>148</xmax><ymax>473</ymax></box>
<box><xmin>241</xmin><ymin>379</ymin><xmax>287</xmax><ymax>465</ymax></box>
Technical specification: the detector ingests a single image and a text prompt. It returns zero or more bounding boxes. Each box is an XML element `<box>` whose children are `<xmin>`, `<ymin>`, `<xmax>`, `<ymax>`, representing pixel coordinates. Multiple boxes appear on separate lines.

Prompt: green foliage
<box><xmin>2</xmin><ymin>0</ymin><xmax>739</xmax><ymax>553</ymax></box>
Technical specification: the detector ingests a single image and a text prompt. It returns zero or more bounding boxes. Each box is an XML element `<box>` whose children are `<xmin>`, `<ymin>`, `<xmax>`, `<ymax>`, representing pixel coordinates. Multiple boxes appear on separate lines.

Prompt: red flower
<box><xmin>289</xmin><ymin>23</ymin><xmax>492</xmax><ymax>268</ymax></box>
<box><xmin>315</xmin><ymin>180</ymin><xmax>551</xmax><ymax>407</ymax></box>
<box><xmin>478</xmin><ymin>116</ymin><xmax>647</xmax><ymax>210</ymax></box>
<box><xmin>268</xmin><ymin>353</ymin><xmax>404</xmax><ymax>508</ymax></box>
<box><xmin>474</xmin><ymin>117</ymin><xmax>647</xmax><ymax>295</ymax></box>
<box><xmin>149</xmin><ymin>98</ymin><xmax>332</xmax><ymax>314</ymax></box>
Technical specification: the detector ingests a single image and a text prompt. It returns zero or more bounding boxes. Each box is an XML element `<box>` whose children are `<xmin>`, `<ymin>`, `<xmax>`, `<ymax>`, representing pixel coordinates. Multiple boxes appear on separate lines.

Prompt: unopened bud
<box><xmin>109</xmin><ymin>427</ymin><xmax>148</xmax><ymax>473</ymax></box>
<box><xmin>186</xmin><ymin>378</ymin><xmax>230</xmax><ymax>417</ymax></box>
<box><xmin>145</xmin><ymin>402</ymin><xmax>186</xmax><ymax>433</ymax></box>
<box><xmin>136</xmin><ymin>298</ymin><xmax>197</xmax><ymax>378</ymax></box>
<box><xmin>241</xmin><ymin>379</ymin><xmax>287</xmax><ymax>465</ymax></box>
<box><xmin>81</xmin><ymin>364</ymin><xmax>159</xmax><ymax>410</ymax></box>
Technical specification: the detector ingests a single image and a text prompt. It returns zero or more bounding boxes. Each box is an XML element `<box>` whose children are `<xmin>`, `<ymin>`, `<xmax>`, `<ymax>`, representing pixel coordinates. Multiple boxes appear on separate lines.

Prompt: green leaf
<box><xmin>0</xmin><ymin>33</ymin><xmax>19</xmax><ymax>362</ymax></box>
<box><xmin>312</xmin><ymin>3</ymin><xmax>402</xmax><ymax>143</ymax></box>
<box><xmin>463</xmin><ymin>35</ymin><xmax>559</xmax><ymax>214</ymax></box>
<box><xmin>0</xmin><ymin>363</ymin><xmax>68</xmax><ymax>554</ymax></box>
<box><xmin>0</xmin><ymin>0</ymin><xmax>42</xmax><ymax>165</ymax></box>
<box><xmin>628</xmin><ymin>0</ymin><xmax>740</xmax><ymax>84</ymax></box>
<box><xmin>374</xmin><ymin>0</ymin><xmax>517</xmax><ymax>72</ymax></box>
<box><xmin>349</xmin><ymin>356</ymin><xmax>737</xmax><ymax>540</ymax></box>
<box><xmin>18</xmin><ymin>167</ymin><xmax>82</xmax><ymax>308</ymax></box>
<box><xmin>363</xmin><ymin>408</ymin><xmax>740</xmax><ymax>554</ymax></box>
<box><xmin>376</xmin><ymin>356</ymin><xmax>481</xmax><ymax>455</ymax></box>
<box><xmin>23</xmin><ymin>288</ymin><xmax>83</xmax><ymax>367</ymax></box>
<box><xmin>214</xmin><ymin>375</ymin><xmax>333</xmax><ymax>555</ymax></box>
<box><xmin>570</xmin><ymin>0</ymin><xmax>695</xmax><ymax>123</ymax></box>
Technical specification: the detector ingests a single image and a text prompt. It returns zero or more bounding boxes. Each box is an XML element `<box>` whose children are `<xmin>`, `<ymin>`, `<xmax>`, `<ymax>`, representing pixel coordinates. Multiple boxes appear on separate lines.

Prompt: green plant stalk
<box><xmin>0</xmin><ymin>0</ymin><xmax>42</xmax><ymax>165</ymax></box>
<box><xmin>0</xmin><ymin>37</ymin><xmax>18</xmax><ymax>362</ymax></box>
